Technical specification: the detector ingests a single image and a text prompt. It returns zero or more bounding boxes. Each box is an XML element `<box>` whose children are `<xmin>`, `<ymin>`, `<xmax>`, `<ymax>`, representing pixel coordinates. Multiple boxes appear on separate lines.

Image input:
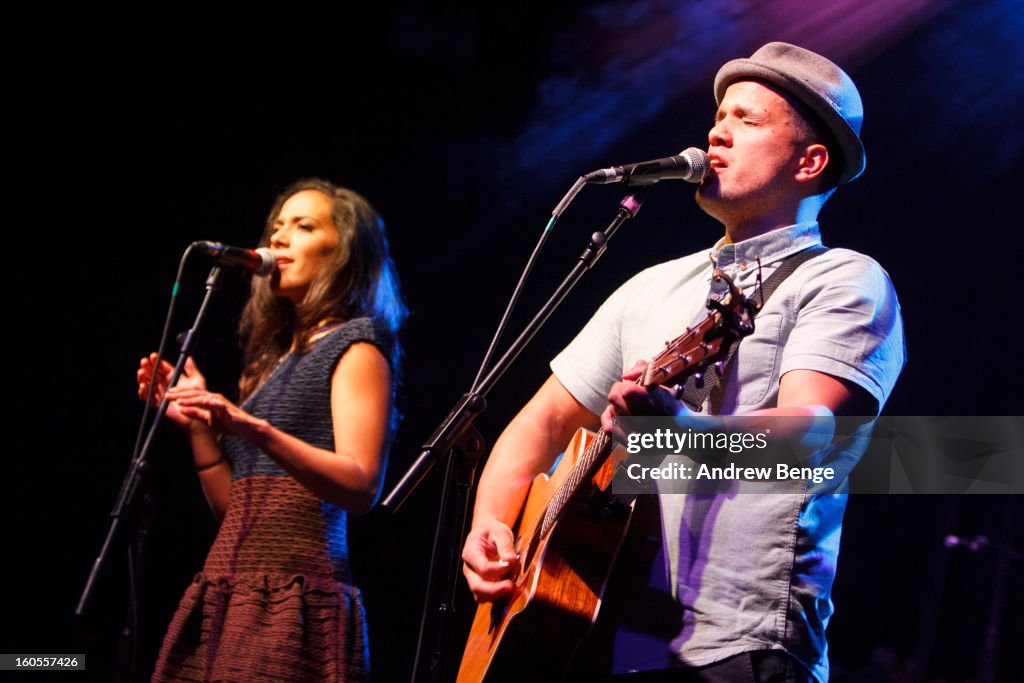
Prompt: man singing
<box><xmin>462</xmin><ymin>43</ymin><xmax>905</xmax><ymax>682</ymax></box>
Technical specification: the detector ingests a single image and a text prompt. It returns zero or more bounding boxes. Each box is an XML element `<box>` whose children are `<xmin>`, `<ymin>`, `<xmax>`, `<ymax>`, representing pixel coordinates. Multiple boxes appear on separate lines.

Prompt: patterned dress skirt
<box><xmin>152</xmin><ymin>477</ymin><xmax>370</xmax><ymax>682</ymax></box>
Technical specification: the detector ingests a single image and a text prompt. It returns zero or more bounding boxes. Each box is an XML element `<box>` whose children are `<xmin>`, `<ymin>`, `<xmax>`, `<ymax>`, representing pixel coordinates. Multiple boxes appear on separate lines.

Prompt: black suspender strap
<box><xmin>678</xmin><ymin>244</ymin><xmax>829</xmax><ymax>411</ymax></box>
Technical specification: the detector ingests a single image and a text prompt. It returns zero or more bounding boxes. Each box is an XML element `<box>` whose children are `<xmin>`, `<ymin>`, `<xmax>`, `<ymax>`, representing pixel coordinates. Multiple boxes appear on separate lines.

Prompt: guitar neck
<box><xmin>533</xmin><ymin>270</ymin><xmax>755</xmax><ymax>545</ymax></box>
<box><xmin>539</xmin><ymin>429</ymin><xmax>614</xmax><ymax>538</ymax></box>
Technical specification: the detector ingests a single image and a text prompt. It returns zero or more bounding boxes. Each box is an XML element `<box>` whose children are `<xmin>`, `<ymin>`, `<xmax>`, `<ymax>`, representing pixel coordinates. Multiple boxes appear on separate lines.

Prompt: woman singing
<box><xmin>138</xmin><ymin>178</ymin><xmax>406</xmax><ymax>681</ymax></box>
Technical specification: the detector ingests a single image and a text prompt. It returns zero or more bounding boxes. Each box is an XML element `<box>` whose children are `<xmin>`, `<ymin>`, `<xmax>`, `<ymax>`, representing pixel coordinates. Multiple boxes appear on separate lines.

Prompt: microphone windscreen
<box><xmin>680</xmin><ymin>147</ymin><xmax>710</xmax><ymax>182</ymax></box>
<box><xmin>254</xmin><ymin>248</ymin><xmax>276</xmax><ymax>277</ymax></box>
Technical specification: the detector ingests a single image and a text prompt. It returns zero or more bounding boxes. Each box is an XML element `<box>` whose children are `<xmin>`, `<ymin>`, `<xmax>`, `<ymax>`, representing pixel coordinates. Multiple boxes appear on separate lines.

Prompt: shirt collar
<box><xmin>709</xmin><ymin>222</ymin><xmax>823</xmax><ymax>269</ymax></box>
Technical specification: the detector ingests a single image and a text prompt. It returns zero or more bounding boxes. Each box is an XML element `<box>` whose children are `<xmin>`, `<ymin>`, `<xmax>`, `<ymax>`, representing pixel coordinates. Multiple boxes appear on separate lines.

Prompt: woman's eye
<box><xmin>299</xmin><ymin>223</ymin><xmax>315</xmax><ymax>232</ymax></box>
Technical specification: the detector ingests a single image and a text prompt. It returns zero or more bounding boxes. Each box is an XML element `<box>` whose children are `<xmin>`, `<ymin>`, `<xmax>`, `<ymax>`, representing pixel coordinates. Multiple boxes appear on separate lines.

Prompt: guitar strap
<box><xmin>678</xmin><ymin>244</ymin><xmax>829</xmax><ymax>411</ymax></box>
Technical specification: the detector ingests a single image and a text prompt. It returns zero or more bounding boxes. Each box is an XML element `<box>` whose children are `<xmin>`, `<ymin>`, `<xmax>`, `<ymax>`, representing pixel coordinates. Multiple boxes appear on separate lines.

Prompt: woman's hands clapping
<box><xmin>165</xmin><ymin>387</ymin><xmax>265</xmax><ymax>439</ymax></box>
<box><xmin>137</xmin><ymin>354</ymin><xmax>208</xmax><ymax>429</ymax></box>
<box><xmin>137</xmin><ymin>354</ymin><xmax>263</xmax><ymax>438</ymax></box>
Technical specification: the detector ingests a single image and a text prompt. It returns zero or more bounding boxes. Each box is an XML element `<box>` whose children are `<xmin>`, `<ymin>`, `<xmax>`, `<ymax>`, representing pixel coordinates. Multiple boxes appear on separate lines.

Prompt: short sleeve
<box><xmin>778</xmin><ymin>250</ymin><xmax>906</xmax><ymax>412</ymax></box>
<box><xmin>550</xmin><ymin>279</ymin><xmax>633</xmax><ymax>416</ymax></box>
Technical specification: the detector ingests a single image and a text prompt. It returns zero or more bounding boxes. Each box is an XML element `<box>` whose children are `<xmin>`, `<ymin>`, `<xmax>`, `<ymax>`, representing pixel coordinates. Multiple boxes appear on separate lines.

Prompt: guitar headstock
<box><xmin>640</xmin><ymin>269</ymin><xmax>756</xmax><ymax>389</ymax></box>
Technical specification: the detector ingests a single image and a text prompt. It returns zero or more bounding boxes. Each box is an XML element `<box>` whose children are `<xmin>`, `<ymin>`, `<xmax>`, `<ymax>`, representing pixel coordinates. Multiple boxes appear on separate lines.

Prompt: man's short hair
<box><xmin>783</xmin><ymin>89</ymin><xmax>844</xmax><ymax>194</ymax></box>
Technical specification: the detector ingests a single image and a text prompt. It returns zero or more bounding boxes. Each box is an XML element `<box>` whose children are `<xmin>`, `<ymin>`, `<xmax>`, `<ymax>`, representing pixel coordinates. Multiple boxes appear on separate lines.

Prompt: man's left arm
<box><xmin>776</xmin><ymin>369</ymin><xmax>877</xmax><ymax>417</ymax></box>
<box><xmin>602</xmin><ymin>369</ymin><xmax>866</xmax><ymax>429</ymax></box>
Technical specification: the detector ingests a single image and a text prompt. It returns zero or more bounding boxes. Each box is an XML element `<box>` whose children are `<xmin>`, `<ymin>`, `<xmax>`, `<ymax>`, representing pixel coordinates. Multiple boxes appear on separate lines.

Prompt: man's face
<box><xmin>696</xmin><ymin>80</ymin><xmax>809</xmax><ymax>225</ymax></box>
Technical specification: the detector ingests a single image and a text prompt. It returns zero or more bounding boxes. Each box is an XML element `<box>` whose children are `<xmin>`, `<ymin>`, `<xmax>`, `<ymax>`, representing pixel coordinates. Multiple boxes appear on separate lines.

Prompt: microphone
<box><xmin>194</xmin><ymin>241</ymin><xmax>276</xmax><ymax>276</ymax></box>
<box><xmin>584</xmin><ymin>147</ymin><xmax>710</xmax><ymax>186</ymax></box>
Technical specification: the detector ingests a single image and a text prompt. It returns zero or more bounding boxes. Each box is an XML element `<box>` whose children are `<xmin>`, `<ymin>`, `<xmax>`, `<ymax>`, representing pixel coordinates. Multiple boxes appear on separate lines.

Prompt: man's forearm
<box><xmin>472</xmin><ymin>375</ymin><xmax>601</xmax><ymax>529</ymax></box>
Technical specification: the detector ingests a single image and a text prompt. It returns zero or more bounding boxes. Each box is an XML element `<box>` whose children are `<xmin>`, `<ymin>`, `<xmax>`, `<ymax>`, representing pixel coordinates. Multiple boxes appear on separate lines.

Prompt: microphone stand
<box><xmin>76</xmin><ymin>265</ymin><xmax>225</xmax><ymax>679</ymax></box>
<box><xmin>382</xmin><ymin>188</ymin><xmax>649</xmax><ymax>683</ymax></box>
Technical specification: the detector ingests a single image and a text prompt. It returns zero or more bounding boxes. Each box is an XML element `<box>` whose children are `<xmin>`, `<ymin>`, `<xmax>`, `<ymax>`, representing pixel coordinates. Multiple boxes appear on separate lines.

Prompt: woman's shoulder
<box><xmin>309</xmin><ymin>317</ymin><xmax>395</xmax><ymax>364</ymax></box>
<box><xmin>326</xmin><ymin>317</ymin><xmax>392</xmax><ymax>345</ymax></box>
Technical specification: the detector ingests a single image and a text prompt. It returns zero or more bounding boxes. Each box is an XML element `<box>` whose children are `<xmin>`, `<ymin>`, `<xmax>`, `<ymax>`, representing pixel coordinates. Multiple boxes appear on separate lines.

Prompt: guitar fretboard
<box><xmin>539</xmin><ymin>428</ymin><xmax>613</xmax><ymax>538</ymax></box>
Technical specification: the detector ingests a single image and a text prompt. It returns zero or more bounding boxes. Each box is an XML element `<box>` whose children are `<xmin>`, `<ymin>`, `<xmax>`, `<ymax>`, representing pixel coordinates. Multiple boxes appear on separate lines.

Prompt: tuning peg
<box><xmin>693</xmin><ymin>372</ymin><xmax>704</xmax><ymax>389</ymax></box>
<box><xmin>714</xmin><ymin>361</ymin><xmax>726</xmax><ymax>376</ymax></box>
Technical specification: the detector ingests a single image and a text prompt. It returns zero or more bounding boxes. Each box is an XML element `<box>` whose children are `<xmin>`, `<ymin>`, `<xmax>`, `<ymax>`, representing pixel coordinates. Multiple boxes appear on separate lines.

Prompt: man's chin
<box><xmin>695</xmin><ymin>185</ymin><xmax>725</xmax><ymax>217</ymax></box>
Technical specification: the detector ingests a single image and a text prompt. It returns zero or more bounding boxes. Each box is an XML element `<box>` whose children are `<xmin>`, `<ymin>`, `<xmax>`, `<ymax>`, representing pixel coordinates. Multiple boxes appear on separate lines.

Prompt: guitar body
<box><xmin>457</xmin><ymin>429</ymin><xmax>634</xmax><ymax>682</ymax></box>
<box><xmin>458</xmin><ymin>271</ymin><xmax>755</xmax><ymax>682</ymax></box>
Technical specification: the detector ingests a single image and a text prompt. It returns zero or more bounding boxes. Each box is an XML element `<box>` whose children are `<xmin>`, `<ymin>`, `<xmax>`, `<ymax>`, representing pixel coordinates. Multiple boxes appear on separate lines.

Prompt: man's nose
<box><xmin>708</xmin><ymin>120</ymin><xmax>730</xmax><ymax>147</ymax></box>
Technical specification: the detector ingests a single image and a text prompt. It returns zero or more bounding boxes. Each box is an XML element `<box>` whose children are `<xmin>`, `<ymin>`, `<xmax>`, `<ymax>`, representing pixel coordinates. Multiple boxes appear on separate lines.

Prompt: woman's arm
<box><xmin>170</xmin><ymin>342</ymin><xmax>392</xmax><ymax>513</ymax></box>
<box><xmin>138</xmin><ymin>355</ymin><xmax>232</xmax><ymax>520</ymax></box>
<box><xmin>185</xmin><ymin>422</ymin><xmax>232</xmax><ymax>521</ymax></box>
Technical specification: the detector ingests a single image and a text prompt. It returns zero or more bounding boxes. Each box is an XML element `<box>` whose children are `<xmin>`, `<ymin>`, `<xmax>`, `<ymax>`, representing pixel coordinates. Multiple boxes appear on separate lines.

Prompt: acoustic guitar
<box><xmin>457</xmin><ymin>270</ymin><xmax>755</xmax><ymax>682</ymax></box>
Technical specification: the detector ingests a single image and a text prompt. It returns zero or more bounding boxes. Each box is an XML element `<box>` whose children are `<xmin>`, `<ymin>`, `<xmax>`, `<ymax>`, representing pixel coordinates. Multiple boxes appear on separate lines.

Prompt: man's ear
<box><xmin>795</xmin><ymin>143</ymin><xmax>829</xmax><ymax>184</ymax></box>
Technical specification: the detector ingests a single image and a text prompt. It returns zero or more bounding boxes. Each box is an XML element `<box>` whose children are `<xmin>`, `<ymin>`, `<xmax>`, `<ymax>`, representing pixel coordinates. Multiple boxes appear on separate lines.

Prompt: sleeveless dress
<box><xmin>153</xmin><ymin>319</ymin><xmax>393</xmax><ymax>682</ymax></box>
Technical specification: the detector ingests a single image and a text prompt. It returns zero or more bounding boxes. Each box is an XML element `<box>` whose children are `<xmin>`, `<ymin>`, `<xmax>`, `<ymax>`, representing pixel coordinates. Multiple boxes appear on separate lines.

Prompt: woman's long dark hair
<box><xmin>238</xmin><ymin>178</ymin><xmax>407</xmax><ymax>400</ymax></box>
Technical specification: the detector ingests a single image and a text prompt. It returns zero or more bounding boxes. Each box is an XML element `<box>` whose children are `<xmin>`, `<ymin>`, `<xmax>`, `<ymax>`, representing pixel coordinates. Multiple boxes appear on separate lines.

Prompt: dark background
<box><xmin>4</xmin><ymin>1</ymin><xmax>1023</xmax><ymax>681</ymax></box>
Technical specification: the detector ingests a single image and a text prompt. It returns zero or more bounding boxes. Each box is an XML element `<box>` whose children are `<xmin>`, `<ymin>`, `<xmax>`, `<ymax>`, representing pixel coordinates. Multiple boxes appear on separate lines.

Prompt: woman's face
<box><xmin>269</xmin><ymin>190</ymin><xmax>341</xmax><ymax>304</ymax></box>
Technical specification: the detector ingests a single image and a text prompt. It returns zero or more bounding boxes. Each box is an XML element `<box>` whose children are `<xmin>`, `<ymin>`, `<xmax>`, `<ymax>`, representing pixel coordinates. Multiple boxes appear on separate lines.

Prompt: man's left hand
<box><xmin>600</xmin><ymin>360</ymin><xmax>693</xmax><ymax>434</ymax></box>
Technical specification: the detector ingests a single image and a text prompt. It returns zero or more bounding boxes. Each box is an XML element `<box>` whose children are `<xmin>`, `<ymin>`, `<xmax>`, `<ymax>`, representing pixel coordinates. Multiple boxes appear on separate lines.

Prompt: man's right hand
<box><xmin>460</xmin><ymin>375</ymin><xmax>599</xmax><ymax>603</ymax></box>
<box><xmin>461</xmin><ymin>519</ymin><xmax>519</xmax><ymax>602</ymax></box>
